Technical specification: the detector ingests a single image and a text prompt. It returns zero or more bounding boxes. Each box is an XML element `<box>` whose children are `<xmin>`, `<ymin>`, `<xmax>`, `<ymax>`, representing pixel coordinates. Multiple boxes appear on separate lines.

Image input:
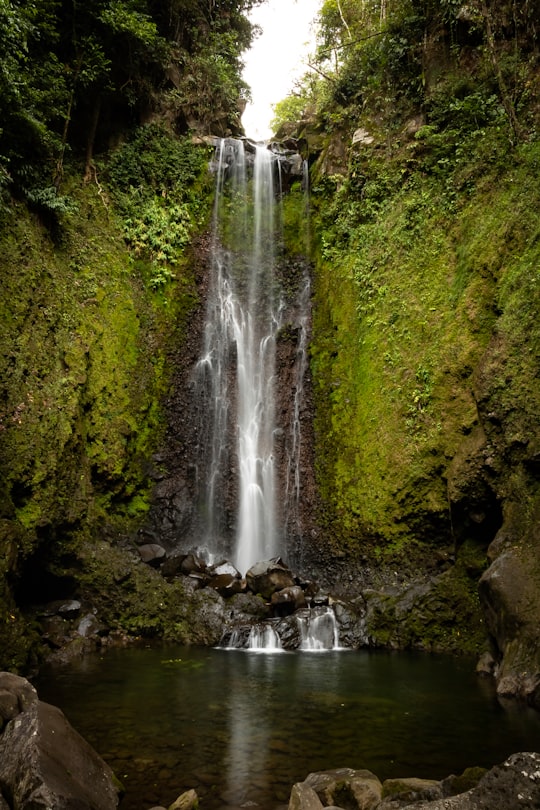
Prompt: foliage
<box><xmin>0</xmin><ymin>0</ymin><xmax>261</xmax><ymax>203</ymax></box>
<box><xmin>306</xmin><ymin>33</ymin><xmax>540</xmax><ymax>552</ymax></box>
<box><xmin>106</xmin><ymin>124</ymin><xmax>211</xmax><ymax>289</ymax></box>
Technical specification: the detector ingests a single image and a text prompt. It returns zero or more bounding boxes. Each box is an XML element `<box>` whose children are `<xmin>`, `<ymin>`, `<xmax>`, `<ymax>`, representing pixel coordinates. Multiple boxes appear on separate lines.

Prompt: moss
<box><xmin>309</xmin><ymin>128</ymin><xmax>540</xmax><ymax>559</ymax></box>
<box><xmin>0</xmin><ymin>147</ymin><xmax>210</xmax><ymax>670</ymax></box>
<box><xmin>365</xmin><ymin>540</ymin><xmax>489</xmax><ymax>654</ymax></box>
<box><xmin>445</xmin><ymin>766</ymin><xmax>487</xmax><ymax>796</ymax></box>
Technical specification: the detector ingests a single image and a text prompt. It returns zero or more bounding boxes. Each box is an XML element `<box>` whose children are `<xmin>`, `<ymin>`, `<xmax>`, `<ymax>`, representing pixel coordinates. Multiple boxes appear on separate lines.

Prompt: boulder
<box><xmin>0</xmin><ymin>672</ymin><xmax>119</xmax><ymax>810</ymax></box>
<box><xmin>380</xmin><ymin>777</ymin><xmax>442</xmax><ymax>806</ymax></box>
<box><xmin>138</xmin><ymin>544</ymin><xmax>167</xmax><ymax>566</ymax></box>
<box><xmin>304</xmin><ymin>768</ymin><xmax>382</xmax><ymax>809</ymax></box>
<box><xmin>210</xmin><ymin>561</ymin><xmax>241</xmax><ymax>578</ymax></box>
<box><xmin>168</xmin><ymin>789</ymin><xmax>198</xmax><ymax>810</ymax></box>
<box><xmin>161</xmin><ymin>553</ymin><xmax>187</xmax><ymax>579</ymax></box>
<box><xmin>400</xmin><ymin>752</ymin><xmax>540</xmax><ymax>808</ymax></box>
<box><xmin>246</xmin><ymin>558</ymin><xmax>295</xmax><ymax>599</ymax></box>
<box><xmin>207</xmin><ymin>573</ymin><xmax>246</xmax><ymax>598</ymax></box>
<box><xmin>271</xmin><ymin>585</ymin><xmax>307</xmax><ymax>615</ymax></box>
<box><xmin>181</xmin><ymin>553</ymin><xmax>208</xmax><ymax>577</ymax></box>
<box><xmin>288</xmin><ymin>782</ymin><xmax>324</xmax><ymax>810</ymax></box>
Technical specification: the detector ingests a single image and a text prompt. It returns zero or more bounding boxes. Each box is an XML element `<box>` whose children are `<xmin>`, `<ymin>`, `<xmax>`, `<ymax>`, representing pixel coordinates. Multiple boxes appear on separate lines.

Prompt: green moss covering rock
<box><xmin>0</xmin><ymin>130</ymin><xmax>212</xmax><ymax>671</ymax></box>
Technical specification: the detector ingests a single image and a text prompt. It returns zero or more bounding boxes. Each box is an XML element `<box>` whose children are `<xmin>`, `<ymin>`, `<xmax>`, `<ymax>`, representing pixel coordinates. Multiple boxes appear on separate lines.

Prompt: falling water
<box><xmin>193</xmin><ymin>140</ymin><xmax>283</xmax><ymax>573</ymax></box>
<box><xmin>247</xmin><ymin>623</ymin><xmax>283</xmax><ymax>651</ymax></box>
<box><xmin>298</xmin><ymin>607</ymin><xmax>340</xmax><ymax>651</ymax></box>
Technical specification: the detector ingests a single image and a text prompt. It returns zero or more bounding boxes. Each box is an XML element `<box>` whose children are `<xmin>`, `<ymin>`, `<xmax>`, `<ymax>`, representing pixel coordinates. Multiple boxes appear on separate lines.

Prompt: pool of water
<box><xmin>35</xmin><ymin>646</ymin><xmax>540</xmax><ymax>809</ymax></box>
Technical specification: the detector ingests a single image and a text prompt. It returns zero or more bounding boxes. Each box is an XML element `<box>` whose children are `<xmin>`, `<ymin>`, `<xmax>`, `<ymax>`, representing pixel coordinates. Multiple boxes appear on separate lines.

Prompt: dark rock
<box><xmin>274</xmin><ymin>615</ymin><xmax>303</xmax><ymax>649</ymax></box>
<box><xmin>380</xmin><ymin>777</ymin><xmax>442</xmax><ymax>807</ymax></box>
<box><xmin>207</xmin><ymin>573</ymin><xmax>245</xmax><ymax>598</ymax></box>
<box><xmin>41</xmin><ymin>615</ymin><xmax>70</xmax><ymax>648</ymax></box>
<box><xmin>246</xmin><ymin>558</ymin><xmax>295</xmax><ymax>599</ymax></box>
<box><xmin>227</xmin><ymin>591</ymin><xmax>270</xmax><ymax>619</ymax></box>
<box><xmin>181</xmin><ymin>553</ymin><xmax>208</xmax><ymax>576</ymax></box>
<box><xmin>333</xmin><ymin>599</ymin><xmax>369</xmax><ymax>648</ymax></box>
<box><xmin>441</xmin><ymin>767</ymin><xmax>487</xmax><ymax>797</ymax></box>
<box><xmin>161</xmin><ymin>553</ymin><xmax>187</xmax><ymax>578</ymax></box>
<box><xmin>303</xmin><ymin>767</ymin><xmax>382</xmax><ymax>809</ymax></box>
<box><xmin>271</xmin><ymin>585</ymin><xmax>306</xmax><ymax>615</ymax></box>
<box><xmin>479</xmin><ymin>540</ymin><xmax>540</xmax><ymax>706</ymax></box>
<box><xmin>401</xmin><ymin>752</ymin><xmax>540</xmax><ymax>808</ymax></box>
<box><xmin>0</xmin><ymin>672</ymin><xmax>119</xmax><ymax>810</ymax></box>
<box><xmin>186</xmin><ymin>588</ymin><xmax>226</xmax><ymax>645</ymax></box>
<box><xmin>138</xmin><ymin>544</ymin><xmax>167</xmax><ymax>566</ymax></box>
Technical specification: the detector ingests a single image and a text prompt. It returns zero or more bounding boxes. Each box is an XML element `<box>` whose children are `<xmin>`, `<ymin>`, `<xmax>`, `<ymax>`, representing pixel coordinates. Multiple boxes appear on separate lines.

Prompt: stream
<box><xmin>36</xmin><ymin>645</ymin><xmax>540</xmax><ymax>809</ymax></box>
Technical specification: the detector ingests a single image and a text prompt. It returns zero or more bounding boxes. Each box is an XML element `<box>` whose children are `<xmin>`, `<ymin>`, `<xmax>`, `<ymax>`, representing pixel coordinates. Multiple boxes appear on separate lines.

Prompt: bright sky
<box><xmin>241</xmin><ymin>0</ymin><xmax>320</xmax><ymax>141</ymax></box>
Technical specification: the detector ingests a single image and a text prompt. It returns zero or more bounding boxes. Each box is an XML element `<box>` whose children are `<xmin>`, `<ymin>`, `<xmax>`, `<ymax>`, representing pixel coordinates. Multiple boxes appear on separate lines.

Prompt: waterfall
<box><xmin>247</xmin><ymin>623</ymin><xmax>283</xmax><ymax>651</ymax></box>
<box><xmin>193</xmin><ymin>139</ymin><xmax>283</xmax><ymax>573</ymax></box>
<box><xmin>298</xmin><ymin>607</ymin><xmax>340</xmax><ymax>651</ymax></box>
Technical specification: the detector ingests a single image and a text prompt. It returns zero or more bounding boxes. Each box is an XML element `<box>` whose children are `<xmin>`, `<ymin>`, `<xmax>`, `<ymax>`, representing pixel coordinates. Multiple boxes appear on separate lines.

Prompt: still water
<box><xmin>36</xmin><ymin>646</ymin><xmax>540</xmax><ymax>809</ymax></box>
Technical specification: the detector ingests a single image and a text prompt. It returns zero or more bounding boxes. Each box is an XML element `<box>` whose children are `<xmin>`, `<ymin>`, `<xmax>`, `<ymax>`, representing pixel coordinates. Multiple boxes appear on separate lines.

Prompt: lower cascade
<box><xmin>220</xmin><ymin>603</ymin><xmax>341</xmax><ymax>652</ymax></box>
<box><xmin>247</xmin><ymin>623</ymin><xmax>283</xmax><ymax>651</ymax></box>
<box><xmin>298</xmin><ymin>607</ymin><xmax>340</xmax><ymax>651</ymax></box>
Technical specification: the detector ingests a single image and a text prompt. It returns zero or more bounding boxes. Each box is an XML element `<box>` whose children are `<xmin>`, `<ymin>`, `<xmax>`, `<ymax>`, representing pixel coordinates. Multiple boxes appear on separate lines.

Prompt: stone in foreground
<box><xmin>0</xmin><ymin>672</ymin><xmax>119</xmax><ymax>810</ymax></box>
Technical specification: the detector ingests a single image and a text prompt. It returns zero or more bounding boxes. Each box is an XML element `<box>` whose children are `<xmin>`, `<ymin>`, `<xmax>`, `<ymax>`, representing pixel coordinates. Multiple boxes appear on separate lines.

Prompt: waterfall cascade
<box><xmin>298</xmin><ymin>607</ymin><xmax>340</xmax><ymax>651</ymax></box>
<box><xmin>219</xmin><ymin>605</ymin><xmax>341</xmax><ymax>652</ymax></box>
<box><xmin>191</xmin><ymin>138</ymin><xmax>310</xmax><ymax>573</ymax></box>
<box><xmin>247</xmin><ymin>623</ymin><xmax>283</xmax><ymax>651</ymax></box>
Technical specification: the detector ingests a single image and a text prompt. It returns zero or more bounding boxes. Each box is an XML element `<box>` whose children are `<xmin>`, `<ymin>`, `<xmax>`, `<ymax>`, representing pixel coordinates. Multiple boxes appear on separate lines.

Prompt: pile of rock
<box><xmin>288</xmin><ymin>756</ymin><xmax>540</xmax><ymax>810</ymax></box>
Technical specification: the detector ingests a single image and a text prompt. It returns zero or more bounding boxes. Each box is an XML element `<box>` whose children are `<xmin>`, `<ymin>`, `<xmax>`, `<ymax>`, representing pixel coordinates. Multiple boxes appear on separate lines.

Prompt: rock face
<box><xmin>289</xmin><ymin>754</ymin><xmax>540</xmax><ymax>810</ymax></box>
<box><xmin>0</xmin><ymin>672</ymin><xmax>119</xmax><ymax>810</ymax></box>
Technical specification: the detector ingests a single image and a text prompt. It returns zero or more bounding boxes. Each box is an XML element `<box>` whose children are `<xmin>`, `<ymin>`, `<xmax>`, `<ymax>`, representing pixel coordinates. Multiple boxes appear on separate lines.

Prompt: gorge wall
<box><xmin>1</xmin><ymin>0</ymin><xmax>540</xmax><ymax>707</ymax></box>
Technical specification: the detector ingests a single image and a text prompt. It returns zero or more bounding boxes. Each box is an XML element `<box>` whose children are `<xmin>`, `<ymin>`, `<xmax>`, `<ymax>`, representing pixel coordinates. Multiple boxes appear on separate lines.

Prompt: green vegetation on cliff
<box><xmin>276</xmin><ymin>0</ymin><xmax>540</xmax><ymax>558</ymax></box>
<box><xmin>0</xmin><ymin>127</ymin><xmax>212</xmax><ymax>668</ymax></box>
<box><xmin>274</xmin><ymin>0</ymin><xmax>540</xmax><ymax>658</ymax></box>
<box><xmin>0</xmin><ymin>0</ymin><xmax>263</xmax><ymax>673</ymax></box>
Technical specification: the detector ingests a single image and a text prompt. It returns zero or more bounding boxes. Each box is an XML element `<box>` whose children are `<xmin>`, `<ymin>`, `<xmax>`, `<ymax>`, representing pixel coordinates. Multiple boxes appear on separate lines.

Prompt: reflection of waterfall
<box><xmin>298</xmin><ymin>607</ymin><xmax>340</xmax><ymax>651</ymax></box>
<box><xmin>225</xmin><ymin>653</ymin><xmax>277</xmax><ymax>806</ymax></box>
<box><xmin>192</xmin><ymin>140</ymin><xmax>283</xmax><ymax>572</ymax></box>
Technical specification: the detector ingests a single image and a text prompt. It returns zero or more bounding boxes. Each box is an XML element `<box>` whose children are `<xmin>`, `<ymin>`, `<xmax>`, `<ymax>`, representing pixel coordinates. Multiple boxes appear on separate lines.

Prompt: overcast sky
<box><xmin>241</xmin><ymin>0</ymin><xmax>319</xmax><ymax>141</ymax></box>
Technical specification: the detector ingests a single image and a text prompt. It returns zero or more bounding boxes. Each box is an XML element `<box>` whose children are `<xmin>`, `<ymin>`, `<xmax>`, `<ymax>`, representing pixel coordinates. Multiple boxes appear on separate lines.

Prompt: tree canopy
<box><xmin>0</xmin><ymin>0</ymin><xmax>263</xmax><ymax>204</ymax></box>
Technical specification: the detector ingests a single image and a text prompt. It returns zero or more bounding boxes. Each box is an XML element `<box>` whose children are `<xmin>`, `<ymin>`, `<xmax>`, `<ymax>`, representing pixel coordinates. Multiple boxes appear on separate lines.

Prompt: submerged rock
<box><xmin>0</xmin><ymin>672</ymin><xmax>119</xmax><ymax>810</ymax></box>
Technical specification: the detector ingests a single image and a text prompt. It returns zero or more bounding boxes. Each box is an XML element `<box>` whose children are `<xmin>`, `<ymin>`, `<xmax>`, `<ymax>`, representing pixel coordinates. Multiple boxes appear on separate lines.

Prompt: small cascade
<box><xmin>247</xmin><ymin>623</ymin><xmax>283</xmax><ymax>652</ymax></box>
<box><xmin>298</xmin><ymin>607</ymin><xmax>340</xmax><ymax>651</ymax></box>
